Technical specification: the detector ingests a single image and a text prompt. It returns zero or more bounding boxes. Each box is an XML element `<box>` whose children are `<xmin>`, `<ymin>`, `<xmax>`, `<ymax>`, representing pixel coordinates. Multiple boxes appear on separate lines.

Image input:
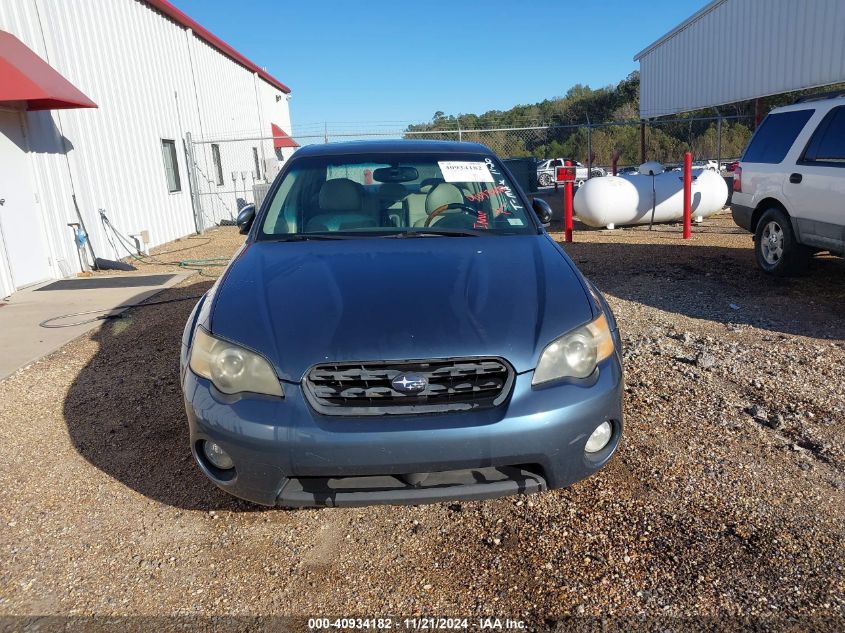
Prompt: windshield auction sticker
<box><xmin>438</xmin><ymin>161</ymin><xmax>495</xmax><ymax>183</ymax></box>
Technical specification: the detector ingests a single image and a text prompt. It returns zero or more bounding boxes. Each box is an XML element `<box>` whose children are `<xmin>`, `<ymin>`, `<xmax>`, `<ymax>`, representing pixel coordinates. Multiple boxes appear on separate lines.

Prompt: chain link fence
<box><xmin>185</xmin><ymin>115</ymin><xmax>753</xmax><ymax>229</ymax></box>
<box><xmin>402</xmin><ymin>115</ymin><xmax>753</xmax><ymax>173</ymax></box>
<box><xmin>184</xmin><ymin>132</ymin><xmax>297</xmax><ymax>231</ymax></box>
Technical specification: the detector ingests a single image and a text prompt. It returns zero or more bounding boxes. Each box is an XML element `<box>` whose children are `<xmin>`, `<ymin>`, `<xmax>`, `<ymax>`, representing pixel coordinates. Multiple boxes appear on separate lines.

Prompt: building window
<box><xmin>161</xmin><ymin>139</ymin><xmax>181</xmax><ymax>192</ymax></box>
<box><xmin>253</xmin><ymin>147</ymin><xmax>261</xmax><ymax>180</ymax></box>
<box><xmin>211</xmin><ymin>144</ymin><xmax>224</xmax><ymax>185</ymax></box>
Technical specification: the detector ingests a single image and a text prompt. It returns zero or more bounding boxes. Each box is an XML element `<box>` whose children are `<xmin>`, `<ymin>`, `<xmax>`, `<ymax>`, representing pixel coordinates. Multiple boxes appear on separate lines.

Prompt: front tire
<box><xmin>538</xmin><ymin>173</ymin><xmax>552</xmax><ymax>187</ymax></box>
<box><xmin>754</xmin><ymin>207</ymin><xmax>809</xmax><ymax>276</ymax></box>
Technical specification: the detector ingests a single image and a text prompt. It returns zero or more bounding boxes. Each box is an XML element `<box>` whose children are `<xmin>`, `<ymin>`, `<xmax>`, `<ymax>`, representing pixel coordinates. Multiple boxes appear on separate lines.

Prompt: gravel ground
<box><xmin>1</xmin><ymin>215</ymin><xmax>843</xmax><ymax>631</ymax></box>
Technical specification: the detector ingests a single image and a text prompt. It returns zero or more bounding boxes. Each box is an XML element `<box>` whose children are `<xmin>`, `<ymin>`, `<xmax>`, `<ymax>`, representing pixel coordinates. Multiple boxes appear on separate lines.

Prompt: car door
<box><xmin>784</xmin><ymin>105</ymin><xmax>845</xmax><ymax>252</ymax></box>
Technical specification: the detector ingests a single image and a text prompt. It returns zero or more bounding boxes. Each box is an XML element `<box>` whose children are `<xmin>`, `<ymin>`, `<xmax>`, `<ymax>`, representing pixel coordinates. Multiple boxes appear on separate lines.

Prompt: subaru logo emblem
<box><xmin>391</xmin><ymin>372</ymin><xmax>427</xmax><ymax>394</ymax></box>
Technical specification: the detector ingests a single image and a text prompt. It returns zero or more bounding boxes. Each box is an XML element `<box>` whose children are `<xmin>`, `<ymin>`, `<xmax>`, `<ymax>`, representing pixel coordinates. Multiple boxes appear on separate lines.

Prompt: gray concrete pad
<box><xmin>0</xmin><ymin>272</ymin><xmax>191</xmax><ymax>380</ymax></box>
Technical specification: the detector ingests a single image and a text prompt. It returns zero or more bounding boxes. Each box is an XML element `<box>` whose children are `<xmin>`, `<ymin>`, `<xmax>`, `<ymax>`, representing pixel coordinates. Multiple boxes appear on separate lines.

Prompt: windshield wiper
<box><xmin>267</xmin><ymin>234</ymin><xmax>351</xmax><ymax>241</ymax></box>
<box><xmin>266</xmin><ymin>229</ymin><xmax>483</xmax><ymax>241</ymax></box>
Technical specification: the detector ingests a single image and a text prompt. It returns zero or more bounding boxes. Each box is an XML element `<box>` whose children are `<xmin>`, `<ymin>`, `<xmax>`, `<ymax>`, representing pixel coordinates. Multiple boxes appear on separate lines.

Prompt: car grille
<box><xmin>304</xmin><ymin>358</ymin><xmax>514</xmax><ymax>416</ymax></box>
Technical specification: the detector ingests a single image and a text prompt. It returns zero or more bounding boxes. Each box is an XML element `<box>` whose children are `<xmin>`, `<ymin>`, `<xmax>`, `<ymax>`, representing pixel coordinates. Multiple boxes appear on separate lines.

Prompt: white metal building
<box><xmin>635</xmin><ymin>0</ymin><xmax>845</xmax><ymax>119</ymax></box>
<box><xmin>0</xmin><ymin>0</ymin><xmax>294</xmax><ymax>298</ymax></box>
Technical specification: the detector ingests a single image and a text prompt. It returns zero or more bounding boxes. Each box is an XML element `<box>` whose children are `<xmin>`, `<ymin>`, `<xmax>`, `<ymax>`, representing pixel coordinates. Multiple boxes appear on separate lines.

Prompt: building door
<box><xmin>0</xmin><ymin>110</ymin><xmax>52</xmax><ymax>290</ymax></box>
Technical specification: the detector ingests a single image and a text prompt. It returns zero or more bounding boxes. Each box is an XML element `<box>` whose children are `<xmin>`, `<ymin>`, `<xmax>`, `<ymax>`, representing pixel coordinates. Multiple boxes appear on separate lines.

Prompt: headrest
<box><xmin>419</xmin><ymin>178</ymin><xmax>444</xmax><ymax>190</ymax></box>
<box><xmin>319</xmin><ymin>178</ymin><xmax>363</xmax><ymax>212</ymax></box>
<box><xmin>425</xmin><ymin>183</ymin><xmax>465</xmax><ymax>214</ymax></box>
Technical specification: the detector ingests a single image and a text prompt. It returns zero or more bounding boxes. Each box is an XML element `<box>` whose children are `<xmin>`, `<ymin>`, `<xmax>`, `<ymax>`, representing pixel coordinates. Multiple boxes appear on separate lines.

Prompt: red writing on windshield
<box><xmin>467</xmin><ymin>186</ymin><xmax>507</xmax><ymax>202</ymax></box>
<box><xmin>474</xmin><ymin>211</ymin><xmax>489</xmax><ymax>230</ymax></box>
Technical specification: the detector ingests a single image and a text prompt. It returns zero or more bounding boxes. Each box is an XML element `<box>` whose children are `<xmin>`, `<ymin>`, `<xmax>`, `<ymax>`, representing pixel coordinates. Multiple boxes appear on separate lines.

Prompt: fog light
<box><xmin>585</xmin><ymin>421</ymin><xmax>612</xmax><ymax>453</ymax></box>
<box><xmin>203</xmin><ymin>441</ymin><xmax>234</xmax><ymax>470</ymax></box>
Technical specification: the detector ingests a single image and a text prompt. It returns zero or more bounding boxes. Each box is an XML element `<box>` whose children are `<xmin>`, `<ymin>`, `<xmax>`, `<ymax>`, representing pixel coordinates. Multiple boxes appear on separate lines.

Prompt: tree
<box><xmin>407</xmin><ymin>70</ymin><xmax>841</xmax><ymax>164</ymax></box>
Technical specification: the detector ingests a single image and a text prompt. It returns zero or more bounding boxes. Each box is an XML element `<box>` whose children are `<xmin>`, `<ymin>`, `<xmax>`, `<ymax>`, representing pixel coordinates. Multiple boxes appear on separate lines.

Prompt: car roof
<box><xmin>292</xmin><ymin>139</ymin><xmax>494</xmax><ymax>158</ymax></box>
<box><xmin>770</xmin><ymin>94</ymin><xmax>845</xmax><ymax>115</ymax></box>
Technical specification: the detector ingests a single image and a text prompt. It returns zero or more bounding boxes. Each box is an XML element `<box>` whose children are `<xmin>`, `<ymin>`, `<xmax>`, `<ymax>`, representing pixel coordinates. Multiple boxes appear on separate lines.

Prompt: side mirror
<box><xmin>236</xmin><ymin>204</ymin><xmax>256</xmax><ymax>235</ymax></box>
<box><xmin>532</xmin><ymin>197</ymin><xmax>553</xmax><ymax>227</ymax></box>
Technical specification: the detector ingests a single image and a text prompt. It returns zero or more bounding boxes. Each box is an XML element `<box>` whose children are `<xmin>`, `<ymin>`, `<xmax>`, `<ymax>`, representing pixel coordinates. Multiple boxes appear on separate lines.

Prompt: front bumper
<box><xmin>183</xmin><ymin>354</ymin><xmax>624</xmax><ymax>507</ymax></box>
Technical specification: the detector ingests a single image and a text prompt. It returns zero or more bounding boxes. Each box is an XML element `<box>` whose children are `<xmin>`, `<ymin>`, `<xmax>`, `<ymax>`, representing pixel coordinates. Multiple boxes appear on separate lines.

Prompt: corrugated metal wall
<box><xmin>186</xmin><ymin>33</ymin><xmax>289</xmax><ymax>224</ymax></box>
<box><xmin>637</xmin><ymin>0</ymin><xmax>845</xmax><ymax>118</ymax></box>
<box><xmin>0</xmin><ymin>0</ymin><xmax>291</xmax><ymax>296</ymax></box>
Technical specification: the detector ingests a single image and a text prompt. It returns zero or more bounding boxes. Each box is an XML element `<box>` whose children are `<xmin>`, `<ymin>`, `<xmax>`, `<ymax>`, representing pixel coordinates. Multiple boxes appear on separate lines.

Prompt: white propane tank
<box><xmin>573</xmin><ymin>169</ymin><xmax>728</xmax><ymax>228</ymax></box>
<box><xmin>572</xmin><ymin>176</ymin><xmax>640</xmax><ymax>229</ymax></box>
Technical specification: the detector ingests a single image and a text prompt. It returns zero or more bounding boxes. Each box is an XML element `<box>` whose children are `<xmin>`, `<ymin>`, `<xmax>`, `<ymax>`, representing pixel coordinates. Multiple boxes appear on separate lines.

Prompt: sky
<box><xmin>171</xmin><ymin>0</ymin><xmax>709</xmax><ymax>132</ymax></box>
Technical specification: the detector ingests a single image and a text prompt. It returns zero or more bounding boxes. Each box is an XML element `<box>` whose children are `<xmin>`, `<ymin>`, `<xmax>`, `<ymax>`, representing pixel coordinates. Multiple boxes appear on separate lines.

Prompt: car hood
<box><xmin>210</xmin><ymin>235</ymin><xmax>594</xmax><ymax>381</ymax></box>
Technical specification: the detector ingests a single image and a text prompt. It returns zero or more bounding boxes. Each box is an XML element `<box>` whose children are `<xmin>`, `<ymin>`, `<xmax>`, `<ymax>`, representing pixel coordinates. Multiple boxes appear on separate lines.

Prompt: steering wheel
<box><xmin>424</xmin><ymin>203</ymin><xmax>480</xmax><ymax>227</ymax></box>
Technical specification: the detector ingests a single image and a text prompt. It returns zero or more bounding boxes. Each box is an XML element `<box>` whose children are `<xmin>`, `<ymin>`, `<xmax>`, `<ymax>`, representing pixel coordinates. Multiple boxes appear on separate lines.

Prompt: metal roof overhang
<box><xmin>634</xmin><ymin>0</ymin><xmax>725</xmax><ymax>61</ymax></box>
<box><xmin>633</xmin><ymin>0</ymin><xmax>845</xmax><ymax>119</ymax></box>
<box><xmin>0</xmin><ymin>31</ymin><xmax>97</xmax><ymax>111</ymax></box>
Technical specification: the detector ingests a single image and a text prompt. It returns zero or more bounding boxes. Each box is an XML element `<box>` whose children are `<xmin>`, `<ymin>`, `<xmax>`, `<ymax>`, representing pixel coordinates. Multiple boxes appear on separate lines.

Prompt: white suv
<box><xmin>732</xmin><ymin>92</ymin><xmax>845</xmax><ymax>275</ymax></box>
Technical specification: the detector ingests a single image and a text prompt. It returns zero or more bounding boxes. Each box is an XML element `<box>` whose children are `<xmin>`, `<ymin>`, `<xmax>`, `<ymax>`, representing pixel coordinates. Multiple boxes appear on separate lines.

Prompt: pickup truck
<box><xmin>536</xmin><ymin>158</ymin><xmax>605</xmax><ymax>187</ymax></box>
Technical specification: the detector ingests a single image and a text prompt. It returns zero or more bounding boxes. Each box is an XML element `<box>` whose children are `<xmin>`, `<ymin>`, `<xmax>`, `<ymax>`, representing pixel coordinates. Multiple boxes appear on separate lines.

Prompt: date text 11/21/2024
<box><xmin>307</xmin><ymin>617</ymin><xmax>527</xmax><ymax>630</ymax></box>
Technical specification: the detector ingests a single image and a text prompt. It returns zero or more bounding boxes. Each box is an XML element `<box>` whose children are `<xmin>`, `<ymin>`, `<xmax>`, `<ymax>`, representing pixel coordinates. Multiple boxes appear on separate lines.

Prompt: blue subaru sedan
<box><xmin>180</xmin><ymin>140</ymin><xmax>623</xmax><ymax>507</ymax></box>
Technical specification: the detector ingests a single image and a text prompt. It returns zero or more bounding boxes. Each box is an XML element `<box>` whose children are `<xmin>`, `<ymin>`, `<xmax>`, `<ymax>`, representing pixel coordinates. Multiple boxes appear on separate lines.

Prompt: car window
<box><xmin>258</xmin><ymin>153</ymin><xmax>535</xmax><ymax>238</ymax></box>
<box><xmin>742</xmin><ymin>109</ymin><xmax>814</xmax><ymax>164</ymax></box>
<box><xmin>261</xmin><ymin>168</ymin><xmax>300</xmax><ymax>234</ymax></box>
<box><xmin>803</xmin><ymin>106</ymin><xmax>845</xmax><ymax>164</ymax></box>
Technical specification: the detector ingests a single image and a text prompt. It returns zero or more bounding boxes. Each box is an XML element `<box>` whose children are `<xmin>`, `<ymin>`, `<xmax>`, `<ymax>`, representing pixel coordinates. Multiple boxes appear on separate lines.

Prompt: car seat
<box><xmin>377</xmin><ymin>182</ymin><xmax>408</xmax><ymax>226</ymax></box>
<box><xmin>404</xmin><ymin>179</ymin><xmax>445</xmax><ymax>227</ymax></box>
<box><xmin>305</xmin><ymin>178</ymin><xmax>378</xmax><ymax>232</ymax></box>
<box><xmin>414</xmin><ymin>183</ymin><xmax>467</xmax><ymax>227</ymax></box>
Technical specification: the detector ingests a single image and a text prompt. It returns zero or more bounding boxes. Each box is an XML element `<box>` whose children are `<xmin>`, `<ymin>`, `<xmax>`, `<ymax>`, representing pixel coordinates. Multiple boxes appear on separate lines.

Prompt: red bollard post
<box><xmin>683</xmin><ymin>151</ymin><xmax>692</xmax><ymax>240</ymax></box>
<box><xmin>564</xmin><ymin>160</ymin><xmax>574</xmax><ymax>243</ymax></box>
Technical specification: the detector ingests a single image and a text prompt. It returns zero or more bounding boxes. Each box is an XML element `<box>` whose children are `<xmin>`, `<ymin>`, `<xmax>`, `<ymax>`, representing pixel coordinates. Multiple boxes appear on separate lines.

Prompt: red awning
<box><xmin>271</xmin><ymin>123</ymin><xmax>299</xmax><ymax>149</ymax></box>
<box><xmin>0</xmin><ymin>31</ymin><xmax>97</xmax><ymax>111</ymax></box>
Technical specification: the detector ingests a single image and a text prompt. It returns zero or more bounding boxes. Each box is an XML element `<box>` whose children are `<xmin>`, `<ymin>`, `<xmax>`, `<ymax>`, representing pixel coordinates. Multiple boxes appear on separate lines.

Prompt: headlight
<box><xmin>189</xmin><ymin>328</ymin><xmax>283</xmax><ymax>397</ymax></box>
<box><xmin>532</xmin><ymin>313</ymin><xmax>614</xmax><ymax>384</ymax></box>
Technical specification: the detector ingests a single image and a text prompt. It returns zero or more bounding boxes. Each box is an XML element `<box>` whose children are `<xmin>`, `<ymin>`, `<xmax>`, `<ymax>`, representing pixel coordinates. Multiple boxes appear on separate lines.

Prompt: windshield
<box><xmin>258</xmin><ymin>153</ymin><xmax>535</xmax><ymax>238</ymax></box>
